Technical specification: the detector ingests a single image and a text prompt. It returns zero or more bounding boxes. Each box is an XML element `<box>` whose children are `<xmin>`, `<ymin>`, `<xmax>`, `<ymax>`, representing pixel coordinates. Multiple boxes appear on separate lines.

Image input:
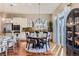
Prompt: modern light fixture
<box><xmin>9</xmin><ymin>3</ymin><xmax>15</xmax><ymax>23</ymax></box>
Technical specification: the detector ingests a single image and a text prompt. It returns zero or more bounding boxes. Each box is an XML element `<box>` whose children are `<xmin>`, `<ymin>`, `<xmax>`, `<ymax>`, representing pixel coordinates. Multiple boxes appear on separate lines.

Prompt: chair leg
<box><xmin>46</xmin><ymin>42</ymin><xmax>48</xmax><ymax>52</ymax></box>
<box><xmin>0</xmin><ymin>53</ymin><xmax>2</xmax><ymax>56</ymax></box>
<box><xmin>5</xmin><ymin>50</ymin><xmax>7</xmax><ymax>56</ymax></box>
<box><xmin>48</xmin><ymin>41</ymin><xmax>50</xmax><ymax>48</ymax></box>
<box><xmin>28</xmin><ymin>43</ymin><xmax>30</xmax><ymax>50</ymax></box>
<box><xmin>13</xmin><ymin>43</ymin><xmax>16</xmax><ymax>51</ymax></box>
<box><xmin>1</xmin><ymin>48</ymin><xmax>3</xmax><ymax>56</ymax></box>
<box><xmin>32</xmin><ymin>43</ymin><xmax>36</xmax><ymax>48</ymax></box>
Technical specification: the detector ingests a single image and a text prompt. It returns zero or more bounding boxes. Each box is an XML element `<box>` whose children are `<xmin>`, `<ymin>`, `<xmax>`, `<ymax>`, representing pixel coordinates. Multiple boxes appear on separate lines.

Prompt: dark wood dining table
<box><xmin>27</xmin><ymin>36</ymin><xmax>48</xmax><ymax>51</ymax></box>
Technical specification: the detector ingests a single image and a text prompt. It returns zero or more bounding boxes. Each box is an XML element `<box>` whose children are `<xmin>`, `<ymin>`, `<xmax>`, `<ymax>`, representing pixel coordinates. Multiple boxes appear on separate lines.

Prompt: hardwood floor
<box><xmin>1</xmin><ymin>40</ymin><xmax>63</xmax><ymax>56</ymax></box>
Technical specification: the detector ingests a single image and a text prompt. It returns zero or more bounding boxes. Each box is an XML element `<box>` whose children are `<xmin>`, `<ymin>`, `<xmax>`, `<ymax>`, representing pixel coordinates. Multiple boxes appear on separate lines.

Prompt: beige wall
<box><xmin>0</xmin><ymin>17</ymin><xmax>4</xmax><ymax>33</ymax></box>
<box><xmin>71</xmin><ymin>3</ymin><xmax>79</xmax><ymax>9</ymax></box>
<box><xmin>0</xmin><ymin>17</ymin><xmax>1</xmax><ymax>33</ymax></box>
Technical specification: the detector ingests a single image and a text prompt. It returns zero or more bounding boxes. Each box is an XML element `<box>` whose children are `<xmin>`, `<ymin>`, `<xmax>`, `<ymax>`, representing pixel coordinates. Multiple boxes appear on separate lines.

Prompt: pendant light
<box><xmin>38</xmin><ymin>3</ymin><xmax>41</xmax><ymax>31</ymax></box>
<box><xmin>9</xmin><ymin>3</ymin><xmax>15</xmax><ymax>23</ymax></box>
<box><xmin>38</xmin><ymin>3</ymin><xmax>40</xmax><ymax>20</ymax></box>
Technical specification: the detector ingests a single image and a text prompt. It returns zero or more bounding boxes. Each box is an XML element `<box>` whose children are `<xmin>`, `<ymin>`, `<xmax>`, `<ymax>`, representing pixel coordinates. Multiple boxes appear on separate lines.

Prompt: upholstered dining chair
<box><xmin>26</xmin><ymin>32</ymin><xmax>37</xmax><ymax>50</ymax></box>
<box><xmin>37</xmin><ymin>32</ymin><xmax>43</xmax><ymax>48</ymax></box>
<box><xmin>41</xmin><ymin>32</ymin><xmax>51</xmax><ymax>51</ymax></box>
<box><xmin>38</xmin><ymin>32</ymin><xmax>43</xmax><ymax>38</ymax></box>
<box><xmin>12</xmin><ymin>35</ymin><xmax>17</xmax><ymax>50</ymax></box>
<box><xmin>33</xmin><ymin>32</ymin><xmax>37</xmax><ymax>37</ymax></box>
<box><xmin>26</xmin><ymin>32</ymin><xmax>30</xmax><ymax>49</ymax></box>
<box><xmin>0</xmin><ymin>38</ymin><xmax>7</xmax><ymax>56</ymax></box>
<box><xmin>47</xmin><ymin>32</ymin><xmax>51</xmax><ymax>47</ymax></box>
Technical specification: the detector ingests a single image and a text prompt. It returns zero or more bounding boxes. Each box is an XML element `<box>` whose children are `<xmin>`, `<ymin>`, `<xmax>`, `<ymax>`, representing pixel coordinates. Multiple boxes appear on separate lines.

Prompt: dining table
<box><xmin>27</xmin><ymin>36</ymin><xmax>48</xmax><ymax>51</ymax></box>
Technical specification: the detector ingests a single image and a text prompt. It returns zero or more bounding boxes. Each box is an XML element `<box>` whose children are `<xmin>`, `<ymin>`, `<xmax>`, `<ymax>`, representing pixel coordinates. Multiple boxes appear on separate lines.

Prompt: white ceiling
<box><xmin>0</xmin><ymin>3</ymin><xmax>60</xmax><ymax>14</ymax></box>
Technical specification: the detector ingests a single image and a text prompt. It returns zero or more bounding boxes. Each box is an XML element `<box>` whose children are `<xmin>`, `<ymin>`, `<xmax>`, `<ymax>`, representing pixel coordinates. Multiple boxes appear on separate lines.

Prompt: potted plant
<box><xmin>48</xmin><ymin>21</ymin><xmax>53</xmax><ymax>32</ymax></box>
<box><xmin>48</xmin><ymin>21</ymin><xmax>53</xmax><ymax>42</ymax></box>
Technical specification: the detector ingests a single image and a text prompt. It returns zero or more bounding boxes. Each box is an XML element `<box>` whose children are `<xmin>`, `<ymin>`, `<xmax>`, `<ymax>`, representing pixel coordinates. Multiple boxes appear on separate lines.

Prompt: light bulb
<box><xmin>11</xmin><ymin>20</ymin><xmax>13</xmax><ymax>23</ymax></box>
<box><xmin>2</xmin><ymin>18</ymin><xmax>5</xmax><ymax>21</ymax></box>
<box><xmin>70</xmin><ymin>22</ymin><xmax>73</xmax><ymax>25</ymax></box>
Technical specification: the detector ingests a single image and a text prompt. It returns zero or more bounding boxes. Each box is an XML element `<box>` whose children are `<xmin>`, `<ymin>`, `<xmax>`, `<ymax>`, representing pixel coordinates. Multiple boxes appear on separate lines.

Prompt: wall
<box><xmin>71</xmin><ymin>3</ymin><xmax>79</xmax><ymax>9</ymax></box>
<box><xmin>53</xmin><ymin>3</ymin><xmax>79</xmax><ymax>16</ymax></box>
<box><xmin>0</xmin><ymin>16</ymin><xmax>5</xmax><ymax>33</ymax></box>
<box><xmin>0</xmin><ymin>14</ymin><xmax>52</xmax><ymax>33</ymax></box>
<box><xmin>0</xmin><ymin>17</ymin><xmax>2</xmax><ymax>33</ymax></box>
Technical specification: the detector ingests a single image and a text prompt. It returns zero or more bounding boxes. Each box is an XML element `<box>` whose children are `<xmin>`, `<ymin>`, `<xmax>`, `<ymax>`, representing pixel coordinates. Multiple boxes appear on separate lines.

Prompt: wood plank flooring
<box><xmin>1</xmin><ymin>40</ymin><xmax>63</xmax><ymax>56</ymax></box>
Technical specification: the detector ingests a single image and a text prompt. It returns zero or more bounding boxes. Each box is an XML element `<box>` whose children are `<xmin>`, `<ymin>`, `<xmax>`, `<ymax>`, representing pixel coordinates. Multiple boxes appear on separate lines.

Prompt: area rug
<box><xmin>25</xmin><ymin>44</ymin><xmax>50</xmax><ymax>53</ymax></box>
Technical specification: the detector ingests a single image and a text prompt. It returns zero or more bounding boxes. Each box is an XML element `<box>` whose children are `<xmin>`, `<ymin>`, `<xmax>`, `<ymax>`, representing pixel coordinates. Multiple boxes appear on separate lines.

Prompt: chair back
<box><xmin>46</xmin><ymin>32</ymin><xmax>51</xmax><ymax>41</ymax></box>
<box><xmin>30</xmin><ymin>32</ymin><xmax>34</xmax><ymax>37</ymax></box>
<box><xmin>43</xmin><ymin>33</ymin><xmax>46</xmax><ymax>37</ymax></box>
<box><xmin>38</xmin><ymin>32</ymin><xmax>43</xmax><ymax>37</ymax></box>
<box><xmin>33</xmin><ymin>32</ymin><xmax>37</xmax><ymax>37</ymax></box>
<box><xmin>0</xmin><ymin>38</ymin><xmax>7</xmax><ymax>53</ymax></box>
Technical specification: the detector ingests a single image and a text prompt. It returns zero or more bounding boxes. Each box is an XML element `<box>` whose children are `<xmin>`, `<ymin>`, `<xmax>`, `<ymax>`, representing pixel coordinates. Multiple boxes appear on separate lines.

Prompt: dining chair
<box><xmin>26</xmin><ymin>32</ymin><xmax>30</xmax><ymax>38</ymax></box>
<box><xmin>30</xmin><ymin>32</ymin><xmax>34</xmax><ymax>37</ymax></box>
<box><xmin>41</xmin><ymin>32</ymin><xmax>50</xmax><ymax>51</ymax></box>
<box><xmin>41</xmin><ymin>32</ymin><xmax>48</xmax><ymax>51</ymax></box>
<box><xmin>38</xmin><ymin>32</ymin><xmax>43</xmax><ymax>38</ymax></box>
<box><xmin>15</xmin><ymin>33</ymin><xmax>20</xmax><ymax>47</ymax></box>
<box><xmin>12</xmin><ymin>35</ymin><xmax>17</xmax><ymax>50</ymax></box>
<box><xmin>26</xmin><ymin>32</ymin><xmax>30</xmax><ymax>49</ymax></box>
<box><xmin>26</xmin><ymin>32</ymin><xmax>37</xmax><ymax>50</ymax></box>
<box><xmin>27</xmin><ymin>38</ymin><xmax>36</xmax><ymax>50</ymax></box>
<box><xmin>38</xmin><ymin>32</ymin><xmax>45</xmax><ymax>49</ymax></box>
<box><xmin>0</xmin><ymin>38</ymin><xmax>7</xmax><ymax>56</ymax></box>
<box><xmin>33</xmin><ymin>32</ymin><xmax>37</xmax><ymax>37</ymax></box>
<box><xmin>47</xmin><ymin>32</ymin><xmax>51</xmax><ymax>48</ymax></box>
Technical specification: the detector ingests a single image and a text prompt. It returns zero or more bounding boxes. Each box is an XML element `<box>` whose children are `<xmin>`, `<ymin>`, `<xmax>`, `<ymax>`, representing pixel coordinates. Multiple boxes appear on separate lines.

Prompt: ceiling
<box><xmin>0</xmin><ymin>3</ymin><xmax>60</xmax><ymax>14</ymax></box>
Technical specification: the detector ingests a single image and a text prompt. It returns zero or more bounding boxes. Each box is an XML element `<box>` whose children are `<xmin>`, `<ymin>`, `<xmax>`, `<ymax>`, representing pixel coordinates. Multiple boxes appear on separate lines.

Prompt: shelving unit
<box><xmin>66</xmin><ymin>8</ymin><xmax>79</xmax><ymax>56</ymax></box>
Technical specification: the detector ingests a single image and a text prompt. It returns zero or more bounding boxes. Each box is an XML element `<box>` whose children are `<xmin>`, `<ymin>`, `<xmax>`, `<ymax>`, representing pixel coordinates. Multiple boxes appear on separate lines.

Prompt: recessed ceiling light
<box><xmin>10</xmin><ymin>3</ymin><xmax>17</xmax><ymax>6</ymax></box>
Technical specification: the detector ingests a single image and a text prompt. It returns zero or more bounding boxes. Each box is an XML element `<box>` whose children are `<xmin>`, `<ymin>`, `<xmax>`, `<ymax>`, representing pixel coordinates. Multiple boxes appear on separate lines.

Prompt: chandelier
<box><xmin>38</xmin><ymin>3</ymin><xmax>41</xmax><ymax>20</ymax></box>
